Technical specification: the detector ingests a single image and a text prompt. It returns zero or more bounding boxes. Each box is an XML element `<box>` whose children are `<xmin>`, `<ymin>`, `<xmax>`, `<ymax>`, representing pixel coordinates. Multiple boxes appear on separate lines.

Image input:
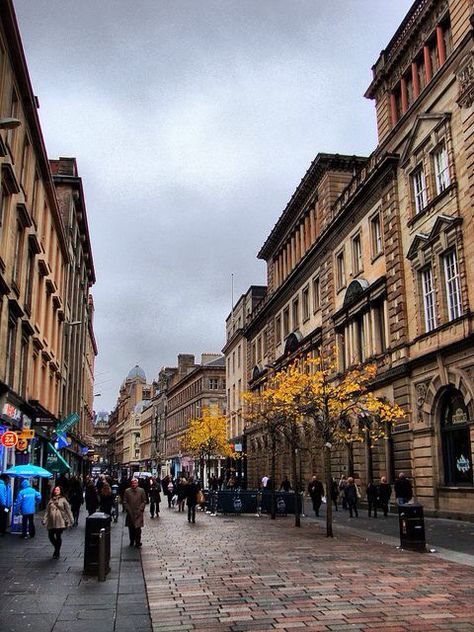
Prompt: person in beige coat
<box><xmin>123</xmin><ymin>478</ymin><xmax>147</xmax><ymax>548</ymax></box>
<box><xmin>43</xmin><ymin>486</ymin><xmax>74</xmax><ymax>559</ymax></box>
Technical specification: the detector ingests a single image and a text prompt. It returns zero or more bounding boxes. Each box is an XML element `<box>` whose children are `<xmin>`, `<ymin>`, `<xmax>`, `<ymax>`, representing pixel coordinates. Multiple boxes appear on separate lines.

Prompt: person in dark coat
<box><xmin>280</xmin><ymin>477</ymin><xmax>291</xmax><ymax>492</ymax></box>
<box><xmin>330</xmin><ymin>478</ymin><xmax>339</xmax><ymax>511</ymax></box>
<box><xmin>99</xmin><ymin>482</ymin><xmax>114</xmax><ymax>515</ymax></box>
<box><xmin>366</xmin><ymin>481</ymin><xmax>378</xmax><ymax>518</ymax></box>
<box><xmin>185</xmin><ymin>476</ymin><xmax>200</xmax><ymax>524</ymax></box>
<box><xmin>84</xmin><ymin>478</ymin><xmax>99</xmax><ymax>516</ymax></box>
<box><xmin>394</xmin><ymin>472</ymin><xmax>413</xmax><ymax>506</ymax></box>
<box><xmin>176</xmin><ymin>477</ymin><xmax>187</xmax><ymax>513</ymax></box>
<box><xmin>308</xmin><ymin>475</ymin><xmax>325</xmax><ymax>517</ymax></box>
<box><xmin>123</xmin><ymin>479</ymin><xmax>147</xmax><ymax>547</ymax></box>
<box><xmin>378</xmin><ymin>476</ymin><xmax>392</xmax><ymax>517</ymax></box>
<box><xmin>344</xmin><ymin>477</ymin><xmax>360</xmax><ymax>518</ymax></box>
<box><xmin>68</xmin><ymin>475</ymin><xmax>83</xmax><ymax>527</ymax></box>
<box><xmin>149</xmin><ymin>478</ymin><xmax>161</xmax><ymax>518</ymax></box>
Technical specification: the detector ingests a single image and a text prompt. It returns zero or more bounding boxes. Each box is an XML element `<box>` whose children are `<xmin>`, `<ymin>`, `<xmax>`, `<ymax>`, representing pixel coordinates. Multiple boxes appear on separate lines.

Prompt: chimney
<box><xmin>201</xmin><ymin>353</ymin><xmax>222</xmax><ymax>365</ymax></box>
<box><xmin>178</xmin><ymin>354</ymin><xmax>195</xmax><ymax>376</ymax></box>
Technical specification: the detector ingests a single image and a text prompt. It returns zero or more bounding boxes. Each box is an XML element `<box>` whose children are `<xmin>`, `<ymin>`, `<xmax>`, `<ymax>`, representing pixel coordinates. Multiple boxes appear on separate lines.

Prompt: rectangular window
<box><xmin>251</xmin><ymin>341</ymin><xmax>256</xmax><ymax>366</ymax></box>
<box><xmin>370</xmin><ymin>213</ymin><xmax>383</xmax><ymax>257</ymax></box>
<box><xmin>433</xmin><ymin>145</ymin><xmax>450</xmax><ymax>194</ymax></box>
<box><xmin>257</xmin><ymin>335</ymin><xmax>262</xmax><ymax>362</ymax></box>
<box><xmin>275</xmin><ymin>315</ymin><xmax>282</xmax><ymax>344</ymax></box>
<box><xmin>5</xmin><ymin>317</ymin><xmax>17</xmax><ymax>386</ymax></box>
<box><xmin>283</xmin><ymin>307</ymin><xmax>290</xmax><ymax>338</ymax></box>
<box><xmin>263</xmin><ymin>328</ymin><xmax>268</xmax><ymax>356</ymax></box>
<box><xmin>352</xmin><ymin>234</ymin><xmax>362</xmax><ymax>275</ymax></box>
<box><xmin>444</xmin><ymin>250</ymin><xmax>462</xmax><ymax>321</ymax></box>
<box><xmin>413</xmin><ymin>168</ymin><xmax>427</xmax><ymax>214</ymax></box>
<box><xmin>292</xmin><ymin>297</ymin><xmax>299</xmax><ymax>330</ymax></box>
<box><xmin>237</xmin><ymin>344</ymin><xmax>241</xmax><ymax>368</ymax></box>
<box><xmin>209</xmin><ymin>378</ymin><xmax>219</xmax><ymax>389</ymax></box>
<box><xmin>312</xmin><ymin>276</ymin><xmax>320</xmax><ymax>311</ymax></box>
<box><xmin>302</xmin><ymin>286</ymin><xmax>309</xmax><ymax>321</ymax></box>
<box><xmin>422</xmin><ymin>267</ymin><xmax>437</xmax><ymax>332</ymax></box>
<box><xmin>336</xmin><ymin>251</ymin><xmax>346</xmax><ymax>290</ymax></box>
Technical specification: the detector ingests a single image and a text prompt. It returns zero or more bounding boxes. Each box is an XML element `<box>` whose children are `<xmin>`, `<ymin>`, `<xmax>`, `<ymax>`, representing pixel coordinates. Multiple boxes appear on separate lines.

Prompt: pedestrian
<box><xmin>308</xmin><ymin>475</ymin><xmax>325</xmax><ymax>517</ymax></box>
<box><xmin>280</xmin><ymin>477</ymin><xmax>291</xmax><ymax>492</ymax></box>
<box><xmin>85</xmin><ymin>478</ymin><xmax>99</xmax><ymax>515</ymax></box>
<box><xmin>123</xmin><ymin>478</ymin><xmax>146</xmax><ymax>547</ymax></box>
<box><xmin>261</xmin><ymin>474</ymin><xmax>269</xmax><ymax>489</ymax></box>
<box><xmin>149</xmin><ymin>478</ymin><xmax>161</xmax><ymax>518</ymax></box>
<box><xmin>344</xmin><ymin>477</ymin><xmax>360</xmax><ymax>518</ymax></box>
<box><xmin>378</xmin><ymin>476</ymin><xmax>392</xmax><ymax>517</ymax></box>
<box><xmin>99</xmin><ymin>482</ymin><xmax>114</xmax><ymax>515</ymax></box>
<box><xmin>0</xmin><ymin>474</ymin><xmax>12</xmax><ymax>535</ymax></box>
<box><xmin>185</xmin><ymin>475</ymin><xmax>200</xmax><ymax>524</ymax></box>
<box><xmin>68</xmin><ymin>475</ymin><xmax>83</xmax><ymax>527</ymax></box>
<box><xmin>394</xmin><ymin>472</ymin><xmax>413</xmax><ymax>506</ymax></box>
<box><xmin>14</xmin><ymin>479</ymin><xmax>42</xmax><ymax>539</ymax></box>
<box><xmin>338</xmin><ymin>475</ymin><xmax>348</xmax><ymax>510</ymax></box>
<box><xmin>330</xmin><ymin>478</ymin><xmax>339</xmax><ymax>511</ymax></box>
<box><xmin>176</xmin><ymin>477</ymin><xmax>187</xmax><ymax>513</ymax></box>
<box><xmin>42</xmin><ymin>486</ymin><xmax>73</xmax><ymax>559</ymax></box>
<box><xmin>366</xmin><ymin>481</ymin><xmax>378</xmax><ymax>518</ymax></box>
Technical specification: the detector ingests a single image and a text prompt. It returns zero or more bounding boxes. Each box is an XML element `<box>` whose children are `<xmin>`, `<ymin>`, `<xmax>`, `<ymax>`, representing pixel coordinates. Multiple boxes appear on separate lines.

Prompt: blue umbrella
<box><xmin>3</xmin><ymin>464</ymin><xmax>53</xmax><ymax>478</ymax></box>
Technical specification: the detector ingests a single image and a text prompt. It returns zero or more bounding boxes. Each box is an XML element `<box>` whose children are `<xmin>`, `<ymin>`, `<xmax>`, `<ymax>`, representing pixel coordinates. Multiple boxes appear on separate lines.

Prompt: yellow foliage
<box><xmin>180</xmin><ymin>407</ymin><xmax>237</xmax><ymax>460</ymax></box>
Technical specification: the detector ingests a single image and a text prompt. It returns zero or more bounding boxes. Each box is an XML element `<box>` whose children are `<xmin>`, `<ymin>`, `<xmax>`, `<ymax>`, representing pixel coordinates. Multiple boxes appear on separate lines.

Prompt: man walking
<box><xmin>394</xmin><ymin>472</ymin><xmax>413</xmax><ymax>506</ymax></box>
<box><xmin>14</xmin><ymin>479</ymin><xmax>41</xmax><ymax>538</ymax></box>
<box><xmin>308</xmin><ymin>475</ymin><xmax>325</xmax><ymax>517</ymax></box>
<box><xmin>123</xmin><ymin>478</ymin><xmax>146</xmax><ymax>547</ymax></box>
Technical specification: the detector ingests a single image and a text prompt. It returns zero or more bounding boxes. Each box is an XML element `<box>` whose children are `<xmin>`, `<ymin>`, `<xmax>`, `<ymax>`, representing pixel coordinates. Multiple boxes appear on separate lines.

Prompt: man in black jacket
<box><xmin>394</xmin><ymin>472</ymin><xmax>413</xmax><ymax>506</ymax></box>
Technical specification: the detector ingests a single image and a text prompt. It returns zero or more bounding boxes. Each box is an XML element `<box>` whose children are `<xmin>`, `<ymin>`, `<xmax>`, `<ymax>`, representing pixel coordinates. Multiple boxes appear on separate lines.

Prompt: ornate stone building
<box><xmin>0</xmin><ymin>1</ymin><xmax>97</xmax><ymax>476</ymax></box>
<box><xmin>242</xmin><ymin>0</ymin><xmax>474</xmax><ymax>518</ymax></box>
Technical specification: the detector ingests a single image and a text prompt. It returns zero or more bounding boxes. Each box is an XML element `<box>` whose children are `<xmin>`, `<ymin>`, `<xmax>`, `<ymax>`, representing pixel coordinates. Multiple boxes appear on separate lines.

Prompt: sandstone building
<box><xmin>235</xmin><ymin>0</ymin><xmax>474</xmax><ymax>518</ymax></box>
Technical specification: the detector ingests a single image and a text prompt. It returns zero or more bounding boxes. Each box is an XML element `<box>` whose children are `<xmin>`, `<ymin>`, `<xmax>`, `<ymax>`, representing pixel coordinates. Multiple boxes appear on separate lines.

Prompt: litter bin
<box><xmin>398</xmin><ymin>503</ymin><xmax>426</xmax><ymax>552</ymax></box>
<box><xmin>84</xmin><ymin>511</ymin><xmax>111</xmax><ymax>576</ymax></box>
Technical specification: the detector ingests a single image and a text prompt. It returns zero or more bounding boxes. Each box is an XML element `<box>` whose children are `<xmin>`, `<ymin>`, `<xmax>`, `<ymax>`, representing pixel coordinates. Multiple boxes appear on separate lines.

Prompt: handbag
<box><xmin>196</xmin><ymin>490</ymin><xmax>205</xmax><ymax>504</ymax></box>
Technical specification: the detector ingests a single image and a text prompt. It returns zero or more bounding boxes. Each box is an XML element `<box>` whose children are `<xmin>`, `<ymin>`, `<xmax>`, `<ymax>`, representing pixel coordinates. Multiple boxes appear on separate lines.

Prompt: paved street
<box><xmin>142</xmin><ymin>506</ymin><xmax>474</xmax><ymax>632</ymax></box>
<box><xmin>0</xmin><ymin>503</ymin><xmax>473</xmax><ymax>632</ymax></box>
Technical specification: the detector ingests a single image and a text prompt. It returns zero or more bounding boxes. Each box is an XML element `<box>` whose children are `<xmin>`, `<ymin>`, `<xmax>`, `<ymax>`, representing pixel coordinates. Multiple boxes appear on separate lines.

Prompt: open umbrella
<box><xmin>3</xmin><ymin>464</ymin><xmax>53</xmax><ymax>478</ymax></box>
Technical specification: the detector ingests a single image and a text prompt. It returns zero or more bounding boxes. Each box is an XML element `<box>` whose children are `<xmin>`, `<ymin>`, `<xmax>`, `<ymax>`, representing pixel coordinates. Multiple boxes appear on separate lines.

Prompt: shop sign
<box><xmin>56</xmin><ymin>412</ymin><xmax>80</xmax><ymax>434</ymax></box>
<box><xmin>1</xmin><ymin>431</ymin><xmax>18</xmax><ymax>448</ymax></box>
<box><xmin>16</xmin><ymin>438</ymin><xmax>28</xmax><ymax>451</ymax></box>
<box><xmin>3</xmin><ymin>403</ymin><xmax>22</xmax><ymax>422</ymax></box>
<box><xmin>17</xmin><ymin>429</ymin><xmax>35</xmax><ymax>439</ymax></box>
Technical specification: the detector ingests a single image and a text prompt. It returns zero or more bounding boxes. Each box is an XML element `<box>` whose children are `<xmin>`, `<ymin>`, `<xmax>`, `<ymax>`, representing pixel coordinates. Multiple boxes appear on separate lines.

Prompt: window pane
<box><xmin>413</xmin><ymin>168</ymin><xmax>427</xmax><ymax>213</ymax></box>
<box><xmin>444</xmin><ymin>250</ymin><xmax>462</xmax><ymax>320</ymax></box>
<box><xmin>422</xmin><ymin>267</ymin><xmax>436</xmax><ymax>332</ymax></box>
<box><xmin>434</xmin><ymin>146</ymin><xmax>450</xmax><ymax>194</ymax></box>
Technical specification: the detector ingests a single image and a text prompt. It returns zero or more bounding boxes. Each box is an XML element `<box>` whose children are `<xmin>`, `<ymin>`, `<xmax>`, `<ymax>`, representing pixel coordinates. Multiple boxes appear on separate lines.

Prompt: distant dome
<box><xmin>127</xmin><ymin>365</ymin><xmax>146</xmax><ymax>381</ymax></box>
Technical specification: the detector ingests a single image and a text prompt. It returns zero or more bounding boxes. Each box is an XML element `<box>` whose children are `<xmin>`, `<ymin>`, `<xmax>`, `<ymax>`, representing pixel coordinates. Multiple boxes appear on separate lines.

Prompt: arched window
<box><xmin>440</xmin><ymin>387</ymin><xmax>472</xmax><ymax>485</ymax></box>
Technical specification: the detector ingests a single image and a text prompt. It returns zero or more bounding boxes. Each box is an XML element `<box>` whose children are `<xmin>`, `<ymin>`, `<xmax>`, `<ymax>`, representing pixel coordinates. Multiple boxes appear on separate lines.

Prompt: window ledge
<box><xmin>407</xmin><ymin>181</ymin><xmax>457</xmax><ymax>228</ymax></box>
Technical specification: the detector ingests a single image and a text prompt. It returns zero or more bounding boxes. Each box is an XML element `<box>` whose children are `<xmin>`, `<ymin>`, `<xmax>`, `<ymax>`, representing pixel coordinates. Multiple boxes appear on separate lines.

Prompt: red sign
<box><xmin>1</xmin><ymin>431</ymin><xmax>18</xmax><ymax>448</ymax></box>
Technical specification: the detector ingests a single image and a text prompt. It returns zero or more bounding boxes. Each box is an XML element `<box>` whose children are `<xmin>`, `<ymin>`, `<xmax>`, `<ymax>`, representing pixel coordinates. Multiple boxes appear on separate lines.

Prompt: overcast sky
<box><xmin>14</xmin><ymin>0</ymin><xmax>413</xmax><ymax>413</ymax></box>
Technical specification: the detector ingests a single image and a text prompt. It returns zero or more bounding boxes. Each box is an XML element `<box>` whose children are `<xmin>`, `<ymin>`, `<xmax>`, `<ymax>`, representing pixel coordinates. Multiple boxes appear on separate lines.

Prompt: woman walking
<box><xmin>149</xmin><ymin>478</ymin><xmax>161</xmax><ymax>518</ymax></box>
<box><xmin>99</xmin><ymin>482</ymin><xmax>114</xmax><ymax>515</ymax></box>
<box><xmin>43</xmin><ymin>486</ymin><xmax>73</xmax><ymax>559</ymax></box>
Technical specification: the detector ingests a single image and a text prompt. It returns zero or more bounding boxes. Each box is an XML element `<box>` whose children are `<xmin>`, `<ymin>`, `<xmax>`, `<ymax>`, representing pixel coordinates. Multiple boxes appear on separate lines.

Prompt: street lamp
<box><xmin>0</xmin><ymin>117</ymin><xmax>21</xmax><ymax>130</ymax></box>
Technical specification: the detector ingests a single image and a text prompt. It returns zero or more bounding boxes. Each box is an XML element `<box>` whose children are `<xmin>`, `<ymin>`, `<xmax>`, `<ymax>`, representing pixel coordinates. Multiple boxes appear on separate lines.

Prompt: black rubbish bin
<box><xmin>84</xmin><ymin>511</ymin><xmax>111</xmax><ymax>576</ymax></box>
<box><xmin>398</xmin><ymin>503</ymin><xmax>426</xmax><ymax>552</ymax></box>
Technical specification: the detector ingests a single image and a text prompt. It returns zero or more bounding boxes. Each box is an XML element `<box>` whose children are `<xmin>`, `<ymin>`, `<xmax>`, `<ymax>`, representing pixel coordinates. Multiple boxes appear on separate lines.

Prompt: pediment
<box><xmin>400</xmin><ymin>113</ymin><xmax>451</xmax><ymax>167</ymax></box>
<box><xmin>407</xmin><ymin>214</ymin><xmax>462</xmax><ymax>259</ymax></box>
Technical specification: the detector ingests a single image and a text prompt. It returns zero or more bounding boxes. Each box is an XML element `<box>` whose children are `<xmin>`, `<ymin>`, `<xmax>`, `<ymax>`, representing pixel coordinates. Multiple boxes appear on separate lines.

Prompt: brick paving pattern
<box><xmin>141</xmin><ymin>509</ymin><xmax>474</xmax><ymax>632</ymax></box>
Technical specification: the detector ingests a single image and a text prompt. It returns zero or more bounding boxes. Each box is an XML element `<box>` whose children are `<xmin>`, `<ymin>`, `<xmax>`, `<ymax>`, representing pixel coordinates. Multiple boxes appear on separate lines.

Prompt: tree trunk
<box><xmin>324</xmin><ymin>445</ymin><xmax>333</xmax><ymax>537</ymax></box>
<box><xmin>270</xmin><ymin>432</ymin><xmax>276</xmax><ymax>520</ymax></box>
<box><xmin>292</xmin><ymin>428</ymin><xmax>301</xmax><ymax>527</ymax></box>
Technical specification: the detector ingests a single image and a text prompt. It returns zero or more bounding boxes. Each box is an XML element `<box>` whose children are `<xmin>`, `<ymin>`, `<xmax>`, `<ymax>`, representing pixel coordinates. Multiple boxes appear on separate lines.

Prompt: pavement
<box><xmin>0</xmin><ymin>509</ymin><xmax>151</xmax><ymax>632</ymax></box>
<box><xmin>0</xmin><ymin>500</ymin><xmax>473</xmax><ymax>632</ymax></box>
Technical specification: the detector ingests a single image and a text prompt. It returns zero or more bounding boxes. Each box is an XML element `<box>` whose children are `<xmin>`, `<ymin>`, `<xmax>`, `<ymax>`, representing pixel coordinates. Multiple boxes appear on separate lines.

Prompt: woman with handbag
<box><xmin>43</xmin><ymin>486</ymin><xmax>74</xmax><ymax>559</ymax></box>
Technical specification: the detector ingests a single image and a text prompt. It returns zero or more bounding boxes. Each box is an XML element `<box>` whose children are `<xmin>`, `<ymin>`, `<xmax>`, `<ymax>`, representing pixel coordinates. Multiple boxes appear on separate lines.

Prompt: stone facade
<box><xmin>0</xmin><ymin>1</ymin><xmax>96</xmax><ymax>476</ymax></box>
<box><xmin>242</xmin><ymin>0</ymin><xmax>474</xmax><ymax>518</ymax></box>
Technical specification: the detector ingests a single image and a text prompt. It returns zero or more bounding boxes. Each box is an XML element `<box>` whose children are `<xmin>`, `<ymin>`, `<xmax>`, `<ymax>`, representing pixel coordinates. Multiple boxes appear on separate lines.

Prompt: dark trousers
<box><xmin>21</xmin><ymin>514</ymin><xmax>35</xmax><ymax>537</ymax></box>
<box><xmin>380</xmin><ymin>501</ymin><xmax>389</xmax><ymax>517</ymax></box>
<box><xmin>128</xmin><ymin>525</ymin><xmax>141</xmax><ymax>545</ymax></box>
<box><xmin>368</xmin><ymin>500</ymin><xmax>378</xmax><ymax>517</ymax></box>
<box><xmin>150</xmin><ymin>500</ymin><xmax>160</xmax><ymax>517</ymax></box>
<box><xmin>48</xmin><ymin>528</ymin><xmax>64</xmax><ymax>553</ymax></box>
<box><xmin>187</xmin><ymin>504</ymin><xmax>196</xmax><ymax>523</ymax></box>
<box><xmin>311</xmin><ymin>498</ymin><xmax>322</xmax><ymax>517</ymax></box>
<box><xmin>0</xmin><ymin>506</ymin><xmax>8</xmax><ymax>534</ymax></box>
<box><xmin>347</xmin><ymin>499</ymin><xmax>358</xmax><ymax>517</ymax></box>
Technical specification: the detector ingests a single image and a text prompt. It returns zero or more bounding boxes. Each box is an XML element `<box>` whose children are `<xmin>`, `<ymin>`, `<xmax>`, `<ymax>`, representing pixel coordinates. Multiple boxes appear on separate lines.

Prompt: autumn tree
<box><xmin>286</xmin><ymin>355</ymin><xmax>405</xmax><ymax>537</ymax></box>
<box><xmin>180</xmin><ymin>406</ymin><xmax>236</xmax><ymax>485</ymax></box>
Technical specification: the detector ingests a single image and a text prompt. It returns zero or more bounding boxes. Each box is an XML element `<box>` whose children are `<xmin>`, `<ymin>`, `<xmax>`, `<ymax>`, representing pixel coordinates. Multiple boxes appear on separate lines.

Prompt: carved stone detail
<box><xmin>457</xmin><ymin>52</ymin><xmax>474</xmax><ymax>109</ymax></box>
<box><xmin>416</xmin><ymin>381</ymin><xmax>429</xmax><ymax>409</ymax></box>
